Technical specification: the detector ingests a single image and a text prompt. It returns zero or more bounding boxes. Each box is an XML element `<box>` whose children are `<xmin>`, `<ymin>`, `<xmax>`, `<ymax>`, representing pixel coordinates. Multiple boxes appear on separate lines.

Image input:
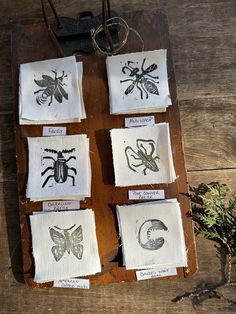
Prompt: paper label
<box><xmin>136</xmin><ymin>268</ymin><xmax>177</xmax><ymax>281</ymax></box>
<box><xmin>43</xmin><ymin>126</ymin><xmax>66</xmax><ymax>136</ymax></box>
<box><xmin>125</xmin><ymin>116</ymin><xmax>155</xmax><ymax>128</ymax></box>
<box><xmin>128</xmin><ymin>190</ymin><xmax>165</xmax><ymax>200</ymax></box>
<box><xmin>43</xmin><ymin>200</ymin><xmax>80</xmax><ymax>212</ymax></box>
<box><xmin>53</xmin><ymin>278</ymin><xmax>90</xmax><ymax>289</ymax></box>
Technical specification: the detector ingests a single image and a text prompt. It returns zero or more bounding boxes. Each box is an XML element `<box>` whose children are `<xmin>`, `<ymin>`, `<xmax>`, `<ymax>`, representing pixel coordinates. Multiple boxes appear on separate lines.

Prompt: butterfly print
<box><xmin>49</xmin><ymin>224</ymin><xmax>83</xmax><ymax>262</ymax></box>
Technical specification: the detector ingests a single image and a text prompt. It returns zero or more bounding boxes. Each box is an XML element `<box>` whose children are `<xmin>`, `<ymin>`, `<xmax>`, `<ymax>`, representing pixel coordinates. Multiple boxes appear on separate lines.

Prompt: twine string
<box><xmin>90</xmin><ymin>16</ymin><xmax>144</xmax><ymax>56</ymax></box>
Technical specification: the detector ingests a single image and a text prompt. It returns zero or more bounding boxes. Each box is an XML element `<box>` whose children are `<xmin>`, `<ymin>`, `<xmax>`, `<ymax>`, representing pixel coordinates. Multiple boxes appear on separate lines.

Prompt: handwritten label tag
<box><xmin>53</xmin><ymin>278</ymin><xmax>90</xmax><ymax>289</ymax></box>
<box><xmin>43</xmin><ymin>200</ymin><xmax>80</xmax><ymax>212</ymax></box>
<box><xmin>43</xmin><ymin>126</ymin><xmax>66</xmax><ymax>136</ymax></box>
<box><xmin>128</xmin><ymin>190</ymin><xmax>165</xmax><ymax>200</ymax></box>
<box><xmin>125</xmin><ymin>116</ymin><xmax>155</xmax><ymax>128</ymax></box>
<box><xmin>136</xmin><ymin>268</ymin><xmax>177</xmax><ymax>281</ymax></box>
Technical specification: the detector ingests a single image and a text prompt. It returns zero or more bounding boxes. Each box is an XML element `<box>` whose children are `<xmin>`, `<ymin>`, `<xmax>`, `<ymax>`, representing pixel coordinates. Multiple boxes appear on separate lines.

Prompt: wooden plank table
<box><xmin>11</xmin><ymin>9</ymin><xmax>197</xmax><ymax>287</ymax></box>
<box><xmin>0</xmin><ymin>0</ymin><xmax>236</xmax><ymax>312</ymax></box>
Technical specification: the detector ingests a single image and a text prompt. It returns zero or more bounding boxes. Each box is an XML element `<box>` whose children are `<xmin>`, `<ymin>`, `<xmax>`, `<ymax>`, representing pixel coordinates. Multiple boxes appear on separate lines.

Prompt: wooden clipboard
<box><xmin>11</xmin><ymin>9</ymin><xmax>197</xmax><ymax>287</ymax></box>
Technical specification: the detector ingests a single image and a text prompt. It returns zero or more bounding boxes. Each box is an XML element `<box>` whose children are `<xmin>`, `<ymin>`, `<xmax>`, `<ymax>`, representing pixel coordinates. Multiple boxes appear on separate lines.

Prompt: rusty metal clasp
<box><xmin>41</xmin><ymin>0</ymin><xmax>120</xmax><ymax>56</ymax></box>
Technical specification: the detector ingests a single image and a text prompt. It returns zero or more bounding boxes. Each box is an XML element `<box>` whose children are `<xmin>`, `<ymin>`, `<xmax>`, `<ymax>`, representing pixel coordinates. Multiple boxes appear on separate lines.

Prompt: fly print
<box><xmin>34</xmin><ymin>70</ymin><xmax>69</xmax><ymax>106</ymax></box>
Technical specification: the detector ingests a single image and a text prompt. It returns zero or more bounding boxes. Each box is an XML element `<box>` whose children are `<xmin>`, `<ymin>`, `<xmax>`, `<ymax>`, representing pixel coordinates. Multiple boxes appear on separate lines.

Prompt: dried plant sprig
<box><xmin>191</xmin><ymin>182</ymin><xmax>236</xmax><ymax>284</ymax></box>
<box><xmin>173</xmin><ymin>182</ymin><xmax>236</xmax><ymax>307</ymax></box>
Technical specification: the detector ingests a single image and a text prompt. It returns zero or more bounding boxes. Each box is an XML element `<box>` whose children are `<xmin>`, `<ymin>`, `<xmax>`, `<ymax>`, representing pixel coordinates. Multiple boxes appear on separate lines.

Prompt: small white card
<box><xmin>136</xmin><ymin>267</ymin><xmax>177</xmax><ymax>281</ymax></box>
<box><xmin>43</xmin><ymin>126</ymin><xmax>67</xmax><ymax>136</ymax></box>
<box><xmin>128</xmin><ymin>189</ymin><xmax>165</xmax><ymax>200</ymax></box>
<box><xmin>43</xmin><ymin>200</ymin><xmax>80</xmax><ymax>211</ymax></box>
<box><xmin>125</xmin><ymin>116</ymin><xmax>155</xmax><ymax>128</ymax></box>
<box><xmin>53</xmin><ymin>278</ymin><xmax>90</xmax><ymax>289</ymax></box>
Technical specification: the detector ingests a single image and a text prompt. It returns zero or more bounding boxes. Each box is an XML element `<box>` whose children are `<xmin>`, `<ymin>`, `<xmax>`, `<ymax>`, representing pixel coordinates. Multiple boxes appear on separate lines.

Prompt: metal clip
<box><xmin>41</xmin><ymin>0</ymin><xmax>120</xmax><ymax>56</ymax></box>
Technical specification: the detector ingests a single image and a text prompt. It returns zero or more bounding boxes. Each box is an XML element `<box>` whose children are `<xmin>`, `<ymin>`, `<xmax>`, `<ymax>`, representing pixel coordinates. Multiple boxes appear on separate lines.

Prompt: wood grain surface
<box><xmin>0</xmin><ymin>0</ymin><xmax>236</xmax><ymax>313</ymax></box>
<box><xmin>11</xmin><ymin>9</ymin><xmax>197</xmax><ymax>286</ymax></box>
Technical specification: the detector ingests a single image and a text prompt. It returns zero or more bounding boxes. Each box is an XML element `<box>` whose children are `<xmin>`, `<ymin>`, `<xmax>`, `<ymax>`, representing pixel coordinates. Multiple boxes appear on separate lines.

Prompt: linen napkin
<box><xmin>106</xmin><ymin>49</ymin><xmax>171</xmax><ymax>114</ymax></box>
<box><xmin>30</xmin><ymin>209</ymin><xmax>101</xmax><ymax>282</ymax></box>
<box><xmin>116</xmin><ymin>199</ymin><xmax>187</xmax><ymax>270</ymax></box>
<box><xmin>19</xmin><ymin>56</ymin><xmax>85</xmax><ymax>124</ymax></box>
<box><xmin>26</xmin><ymin>134</ymin><xmax>91</xmax><ymax>201</ymax></box>
<box><xmin>110</xmin><ymin>123</ymin><xmax>176</xmax><ymax>186</ymax></box>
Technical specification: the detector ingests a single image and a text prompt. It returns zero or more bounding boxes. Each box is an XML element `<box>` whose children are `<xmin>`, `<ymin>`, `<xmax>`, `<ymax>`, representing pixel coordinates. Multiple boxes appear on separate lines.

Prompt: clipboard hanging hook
<box><xmin>41</xmin><ymin>0</ymin><xmax>119</xmax><ymax>56</ymax></box>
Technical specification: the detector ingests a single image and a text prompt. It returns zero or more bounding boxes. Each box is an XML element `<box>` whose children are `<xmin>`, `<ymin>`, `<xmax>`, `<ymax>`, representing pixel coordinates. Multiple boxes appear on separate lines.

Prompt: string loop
<box><xmin>91</xmin><ymin>16</ymin><xmax>144</xmax><ymax>56</ymax></box>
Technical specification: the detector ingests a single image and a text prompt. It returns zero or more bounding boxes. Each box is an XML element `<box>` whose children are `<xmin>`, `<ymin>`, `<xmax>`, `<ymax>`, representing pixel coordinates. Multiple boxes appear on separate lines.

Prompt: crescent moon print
<box><xmin>138</xmin><ymin>219</ymin><xmax>168</xmax><ymax>250</ymax></box>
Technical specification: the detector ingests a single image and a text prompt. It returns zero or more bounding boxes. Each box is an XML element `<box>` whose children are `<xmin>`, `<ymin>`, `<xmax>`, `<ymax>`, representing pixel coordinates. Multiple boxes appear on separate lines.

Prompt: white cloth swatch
<box><xmin>116</xmin><ymin>199</ymin><xmax>187</xmax><ymax>270</ymax></box>
<box><xmin>19</xmin><ymin>56</ymin><xmax>85</xmax><ymax>124</ymax></box>
<box><xmin>30</xmin><ymin>209</ymin><xmax>101</xmax><ymax>282</ymax></box>
<box><xmin>106</xmin><ymin>49</ymin><xmax>171</xmax><ymax>114</ymax></box>
<box><xmin>77</xmin><ymin>62</ymin><xmax>86</xmax><ymax>120</ymax></box>
<box><xmin>26</xmin><ymin>135</ymin><xmax>91</xmax><ymax>201</ymax></box>
<box><xmin>110</xmin><ymin>123</ymin><xmax>176</xmax><ymax>186</ymax></box>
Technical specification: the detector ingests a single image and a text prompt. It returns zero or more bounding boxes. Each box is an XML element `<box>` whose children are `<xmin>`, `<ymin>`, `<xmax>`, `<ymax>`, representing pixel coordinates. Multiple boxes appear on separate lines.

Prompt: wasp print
<box><xmin>120</xmin><ymin>58</ymin><xmax>159</xmax><ymax>99</ymax></box>
<box><xmin>34</xmin><ymin>70</ymin><xmax>68</xmax><ymax>106</ymax></box>
<box><xmin>49</xmin><ymin>224</ymin><xmax>83</xmax><ymax>262</ymax></box>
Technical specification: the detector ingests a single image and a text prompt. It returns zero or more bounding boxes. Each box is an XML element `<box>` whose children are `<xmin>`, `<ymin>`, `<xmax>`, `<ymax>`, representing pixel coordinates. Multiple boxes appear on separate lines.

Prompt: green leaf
<box><xmin>190</xmin><ymin>182</ymin><xmax>236</xmax><ymax>257</ymax></box>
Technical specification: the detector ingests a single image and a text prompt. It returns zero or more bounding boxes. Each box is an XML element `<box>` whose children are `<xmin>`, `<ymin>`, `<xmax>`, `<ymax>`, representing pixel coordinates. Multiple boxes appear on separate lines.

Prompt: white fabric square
<box><xmin>110</xmin><ymin>123</ymin><xmax>176</xmax><ymax>186</ymax></box>
<box><xmin>116</xmin><ymin>200</ymin><xmax>187</xmax><ymax>270</ymax></box>
<box><xmin>19</xmin><ymin>56</ymin><xmax>85</xmax><ymax>124</ymax></box>
<box><xmin>26</xmin><ymin>135</ymin><xmax>91</xmax><ymax>201</ymax></box>
<box><xmin>30</xmin><ymin>209</ymin><xmax>101</xmax><ymax>282</ymax></box>
<box><xmin>77</xmin><ymin>62</ymin><xmax>86</xmax><ymax>120</ymax></box>
<box><xmin>106</xmin><ymin>49</ymin><xmax>171</xmax><ymax>114</ymax></box>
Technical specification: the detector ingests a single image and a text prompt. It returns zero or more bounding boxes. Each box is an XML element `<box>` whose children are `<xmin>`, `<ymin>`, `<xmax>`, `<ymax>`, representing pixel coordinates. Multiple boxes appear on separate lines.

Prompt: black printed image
<box><xmin>34</xmin><ymin>70</ymin><xmax>68</xmax><ymax>106</ymax></box>
<box><xmin>125</xmin><ymin>139</ymin><xmax>159</xmax><ymax>175</ymax></box>
<box><xmin>41</xmin><ymin>148</ymin><xmax>77</xmax><ymax>188</ymax></box>
<box><xmin>138</xmin><ymin>219</ymin><xmax>168</xmax><ymax>250</ymax></box>
<box><xmin>49</xmin><ymin>224</ymin><xmax>83</xmax><ymax>262</ymax></box>
<box><xmin>120</xmin><ymin>58</ymin><xmax>159</xmax><ymax>99</ymax></box>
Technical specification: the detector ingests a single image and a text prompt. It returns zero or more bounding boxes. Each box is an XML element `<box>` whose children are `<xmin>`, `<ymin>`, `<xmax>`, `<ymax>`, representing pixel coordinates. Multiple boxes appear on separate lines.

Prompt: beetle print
<box><xmin>125</xmin><ymin>139</ymin><xmax>160</xmax><ymax>175</ymax></box>
<box><xmin>34</xmin><ymin>70</ymin><xmax>68</xmax><ymax>106</ymax></box>
<box><xmin>138</xmin><ymin>219</ymin><xmax>168</xmax><ymax>250</ymax></box>
<box><xmin>41</xmin><ymin>148</ymin><xmax>77</xmax><ymax>188</ymax></box>
<box><xmin>49</xmin><ymin>224</ymin><xmax>83</xmax><ymax>262</ymax></box>
<box><xmin>120</xmin><ymin>58</ymin><xmax>159</xmax><ymax>99</ymax></box>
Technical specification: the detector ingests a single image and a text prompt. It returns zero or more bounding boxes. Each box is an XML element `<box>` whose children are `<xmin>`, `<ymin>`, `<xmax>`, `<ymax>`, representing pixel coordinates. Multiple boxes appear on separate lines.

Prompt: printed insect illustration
<box><xmin>138</xmin><ymin>219</ymin><xmax>168</xmax><ymax>250</ymax></box>
<box><xmin>120</xmin><ymin>58</ymin><xmax>159</xmax><ymax>99</ymax></box>
<box><xmin>49</xmin><ymin>224</ymin><xmax>83</xmax><ymax>262</ymax></box>
<box><xmin>41</xmin><ymin>148</ymin><xmax>77</xmax><ymax>188</ymax></box>
<box><xmin>125</xmin><ymin>139</ymin><xmax>159</xmax><ymax>175</ymax></box>
<box><xmin>34</xmin><ymin>70</ymin><xmax>68</xmax><ymax>106</ymax></box>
